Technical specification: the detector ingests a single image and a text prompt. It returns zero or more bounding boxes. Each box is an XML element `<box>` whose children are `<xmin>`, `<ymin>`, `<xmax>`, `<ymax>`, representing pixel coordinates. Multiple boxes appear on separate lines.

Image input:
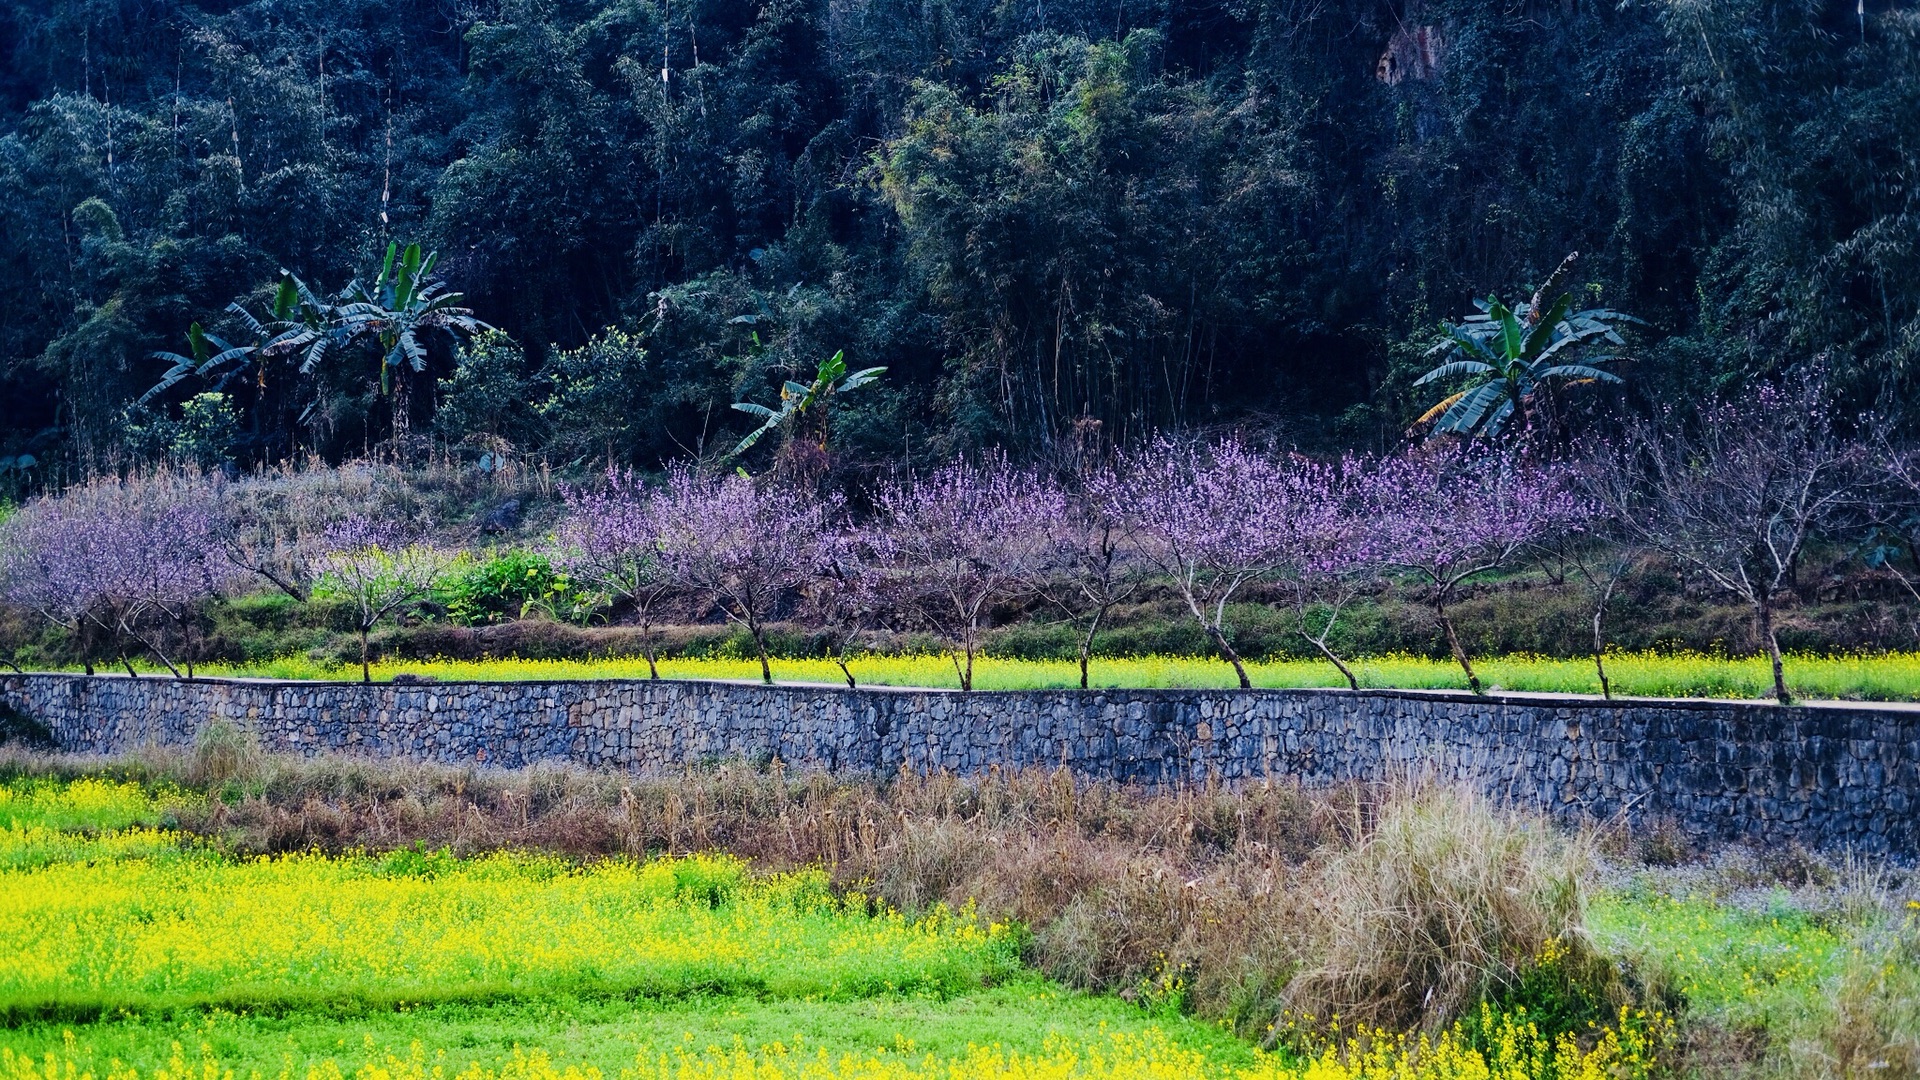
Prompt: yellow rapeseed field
<box><xmin>0</xmin><ymin>843</ymin><xmax>1018</xmax><ymax>1013</ymax></box>
<box><xmin>0</xmin><ymin>778</ymin><xmax>1678</xmax><ymax>1080</ymax></box>
<box><xmin>191</xmin><ymin>650</ymin><xmax>1920</xmax><ymax>701</ymax></box>
<box><xmin>2</xmin><ymin>1009</ymin><xmax>1667</xmax><ymax>1080</ymax></box>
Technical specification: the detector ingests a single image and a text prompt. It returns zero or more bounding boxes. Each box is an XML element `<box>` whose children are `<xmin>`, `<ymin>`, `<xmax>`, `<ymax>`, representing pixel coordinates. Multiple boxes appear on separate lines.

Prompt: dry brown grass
<box><xmin>1281</xmin><ymin>787</ymin><xmax>1605</xmax><ymax>1035</ymax></box>
<box><xmin>3</xmin><ymin>745</ymin><xmax>1611</xmax><ymax>1041</ymax></box>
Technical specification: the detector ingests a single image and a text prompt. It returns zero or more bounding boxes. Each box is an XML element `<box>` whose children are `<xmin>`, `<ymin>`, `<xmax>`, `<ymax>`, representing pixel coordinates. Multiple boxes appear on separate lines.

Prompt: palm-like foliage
<box><xmin>729</xmin><ymin>349</ymin><xmax>886</xmax><ymax>459</ymax></box>
<box><xmin>248</xmin><ymin>274</ymin><xmax>337</xmax><ymax>374</ymax></box>
<box><xmin>332</xmin><ymin>243</ymin><xmax>490</xmax><ymax>400</ymax></box>
<box><xmin>141</xmin><ymin>323</ymin><xmax>259</xmax><ymax>406</ymax></box>
<box><xmin>194</xmin><ymin>243</ymin><xmax>489</xmax><ymax>436</ymax></box>
<box><xmin>1415</xmin><ymin>258</ymin><xmax>1641</xmax><ymax>438</ymax></box>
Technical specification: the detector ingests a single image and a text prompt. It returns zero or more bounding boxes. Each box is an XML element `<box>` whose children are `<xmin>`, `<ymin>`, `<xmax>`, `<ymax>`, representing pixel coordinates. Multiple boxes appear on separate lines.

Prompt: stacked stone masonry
<box><xmin>4</xmin><ymin>674</ymin><xmax>1915</xmax><ymax>859</ymax></box>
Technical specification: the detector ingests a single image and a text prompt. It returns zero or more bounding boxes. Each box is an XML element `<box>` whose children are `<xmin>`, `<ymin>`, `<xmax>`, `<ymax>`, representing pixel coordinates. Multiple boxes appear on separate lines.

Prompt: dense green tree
<box><xmin>0</xmin><ymin>0</ymin><xmax>1914</xmax><ymax>471</ymax></box>
<box><xmin>435</xmin><ymin>330</ymin><xmax>542</xmax><ymax>449</ymax></box>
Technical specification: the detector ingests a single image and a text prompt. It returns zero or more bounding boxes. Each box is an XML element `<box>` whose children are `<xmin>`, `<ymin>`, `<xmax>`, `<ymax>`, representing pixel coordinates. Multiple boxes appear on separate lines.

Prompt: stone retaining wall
<box><xmin>4</xmin><ymin>673</ymin><xmax>1915</xmax><ymax>858</ymax></box>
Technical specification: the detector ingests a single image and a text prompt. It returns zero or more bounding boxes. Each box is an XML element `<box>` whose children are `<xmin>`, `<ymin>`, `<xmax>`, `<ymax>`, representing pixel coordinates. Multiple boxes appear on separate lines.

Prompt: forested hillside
<box><xmin>2</xmin><ymin>0</ymin><xmax>1916</xmax><ymax>476</ymax></box>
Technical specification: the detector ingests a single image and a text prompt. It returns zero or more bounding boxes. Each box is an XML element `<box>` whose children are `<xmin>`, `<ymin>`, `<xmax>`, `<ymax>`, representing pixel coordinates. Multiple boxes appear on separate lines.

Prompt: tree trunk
<box><xmin>641</xmin><ymin>611</ymin><xmax>659</xmax><ymax>680</ymax></box>
<box><xmin>1591</xmin><ymin>607</ymin><xmax>1612</xmax><ymax>700</ymax></box>
<box><xmin>1078</xmin><ymin>606</ymin><xmax>1110</xmax><ymax>691</ymax></box>
<box><xmin>139</xmin><ymin>640</ymin><xmax>182</xmax><ymax>679</ymax></box>
<box><xmin>360</xmin><ymin>624</ymin><xmax>372</xmax><ymax>683</ymax></box>
<box><xmin>1434</xmin><ymin>597</ymin><xmax>1480</xmax><ymax>693</ymax></box>
<box><xmin>122</xmin><ymin>655</ymin><xmax>138</xmax><ymax>677</ymax></box>
<box><xmin>390</xmin><ymin>365</ymin><xmax>412</xmax><ymax>440</ymax></box>
<box><xmin>1306</xmin><ymin>634</ymin><xmax>1360</xmax><ymax>691</ymax></box>
<box><xmin>1207</xmin><ymin>625</ymin><xmax>1251</xmax><ymax>690</ymax></box>
<box><xmin>748</xmin><ymin>617</ymin><xmax>772</xmax><ymax>685</ymax></box>
<box><xmin>1756</xmin><ymin>600</ymin><xmax>1790</xmax><ymax>705</ymax></box>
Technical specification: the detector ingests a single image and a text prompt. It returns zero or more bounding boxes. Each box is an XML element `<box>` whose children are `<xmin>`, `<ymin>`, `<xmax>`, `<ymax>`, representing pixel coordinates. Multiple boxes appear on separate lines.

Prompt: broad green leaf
<box><xmin>1522</xmin><ymin>293</ymin><xmax>1572</xmax><ymax>357</ymax></box>
<box><xmin>1495</xmin><ymin>302</ymin><xmax>1523</xmax><ymax>360</ymax></box>
<box><xmin>1413</xmin><ymin>359</ymin><xmax>1494</xmax><ymax>386</ymax></box>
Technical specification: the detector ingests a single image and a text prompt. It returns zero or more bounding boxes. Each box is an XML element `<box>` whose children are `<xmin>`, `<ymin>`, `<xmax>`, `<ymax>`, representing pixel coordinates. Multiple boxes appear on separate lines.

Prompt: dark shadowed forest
<box><xmin>2</xmin><ymin>0</ymin><xmax>1917</xmax><ymax>478</ymax></box>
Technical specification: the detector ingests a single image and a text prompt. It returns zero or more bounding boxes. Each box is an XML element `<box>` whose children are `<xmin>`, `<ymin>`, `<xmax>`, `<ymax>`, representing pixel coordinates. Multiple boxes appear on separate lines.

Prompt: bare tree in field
<box><xmin>1031</xmin><ymin>470</ymin><xmax>1144</xmax><ymax>690</ymax></box>
<box><xmin>315</xmin><ymin>517</ymin><xmax>451</xmax><ymax>683</ymax></box>
<box><xmin>1544</xmin><ymin>446</ymin><xmax>1641</xmax><ymax>699</ymax></box>
<box><xmin>1590</xmin><ymin>380</ymin><xmax>1863</xmax><ymax>705</ymax></box>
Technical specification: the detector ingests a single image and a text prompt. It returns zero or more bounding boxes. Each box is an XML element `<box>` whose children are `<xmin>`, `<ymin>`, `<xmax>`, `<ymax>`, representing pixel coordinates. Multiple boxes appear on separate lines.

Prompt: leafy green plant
<box><xmin>436</xmin><ymin>330</ymin><xmax>539</xmax><ymax>447</ymax></box>
<box><xmin>125</xmin><ymin>393</ymin><xmax>240</xmax><ymax>467</ymax></box>
<box><xmin>437</xmin><ymin>550</ymin><xmax>593</xmax><ymax>626</ymax></box>
<box><xmin>332</xmin><ymin>242</ymin><xmax>491</xmax><ymax>437</ymax></box>
<box><xmin>141</xmin><ymin>324</ymin><xmax>259</xmax><ymax>407</ymax></box>
<box><xmin>1415</xmin><ymin>254</ymin><xmax>1640</xmax><ymax>438</ymax></box>
<box><xmin>537</xmin><ymin>327</ymin><xmax>652</xmax><ymax>466</ymax></box>
<box><xmin>729</xmin><ymin>348</ymin><xmax>885</xmax><ymax>461</ymax></box>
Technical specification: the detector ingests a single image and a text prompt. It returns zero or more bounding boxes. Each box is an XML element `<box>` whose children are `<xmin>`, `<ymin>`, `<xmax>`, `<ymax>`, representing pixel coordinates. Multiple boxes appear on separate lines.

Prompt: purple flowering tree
<box><xmin>654</xmin><ymin>467</ymin><xmax>830</xmax><ymax>685</ymax></box>
<box><xmin>555</xmin><ymin>469</ymin><xmax>684</xmax><ymax>679</ymax></box>
<box><xmin>804</xmin><ymin>526</ymin><xmax>891</xmax><ymax>688</ymax></box>
<box><xmin>1587</xmin><ymin>381</ymin><xmax>1862</xmax><ymax>704</ymax></box>
<box><xmin>1098</xmin><ymin>437</ymin><xmax>1302</xmax><ymax>690</ymax></box>
<box><xmin>314</xmin><ymin>516</ymin><xmax>451</xmax><ymax>683</ymax></box>
<box><xmin>1031</xmin><ymin>472</ymin><xmax>1144</xmax><ymax>690</ymax></box>
<box><xmin>0</xmin><ymin>473</ymin><xmax>238</xmax><ymax>677</ymax></box>
<box><xmin>874</xmin><ymin>455</ymin><xmax>1065</xmax><ymax>691</ymax></box>
<box><xmin>1279</xmin><ymin>456</ymin><xmax>1379</xmax><ymax>691</ymax></box>
<box><xmin>0</xmin><ymin>490</ymin><xmax>120</xmax><ymax>672</ymax></box>
<box><xmin>1367</xmin><ymin>445</ymin><xmax>1578</xmax><ymax>694</ymax></box>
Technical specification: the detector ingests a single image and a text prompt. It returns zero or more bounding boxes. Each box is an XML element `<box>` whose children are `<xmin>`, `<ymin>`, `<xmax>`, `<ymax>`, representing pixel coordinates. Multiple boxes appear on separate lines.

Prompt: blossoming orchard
<box><xmin>0</xmin><ymin>387</ymin><xmax>1901</xmax><ymax>706</ymax></box>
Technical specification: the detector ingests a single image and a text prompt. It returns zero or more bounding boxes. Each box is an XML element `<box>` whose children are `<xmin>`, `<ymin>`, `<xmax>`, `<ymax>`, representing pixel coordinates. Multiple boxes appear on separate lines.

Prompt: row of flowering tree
<box><xmin>539</xmin><ymin>442</ymin><xmax>1581</xmax><ymax>693</ymax></box>
<box><xmin>0</xmin><ymin>377</ymin><xmax>1898</xmax><ymax>703</ymax></box>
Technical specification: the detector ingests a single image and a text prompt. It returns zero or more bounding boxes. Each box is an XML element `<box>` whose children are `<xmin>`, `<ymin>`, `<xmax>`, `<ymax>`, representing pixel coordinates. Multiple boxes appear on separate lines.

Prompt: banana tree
<box><xmin>253</xmin><ymin>273</ymin><xmax>337</xmax><ymax>373</ymax></box>
<box><xmin>1415</xmin><ymin>257</ymin><xmax>1641</xmax><ymax>438</ymax></box>
<box><xmin>140</xmin><ymin>322</ymin><xmax>258</xmax><ymax>406</ymax></box>
<box><xmin>332</xmin><ymin>242</ymin><xmax>490</xmax><ymax>438</ymax></box>
<box><xmin>729</xmin><ymin>349</ymin><xmax>885</xmax><ymax>462</ymax></box>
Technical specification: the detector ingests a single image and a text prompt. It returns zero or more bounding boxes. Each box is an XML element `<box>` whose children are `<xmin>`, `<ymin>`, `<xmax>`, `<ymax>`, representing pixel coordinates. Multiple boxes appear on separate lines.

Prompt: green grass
<box><xmin>1</xmin><ymin>775</ymin><xmax>1899</xmax><ymax>1080</ymax></box>
<box><xmin>1590</xmin><ymin>890</ymin><xmax>1852</xmax><ymax>1032</ymax></box>
<box><xmin>0</xmin><ymin>986</ymin><xmax>1266</xmax><ymax>1078</ymax></box>
<box><xmin>142</xmin><ymin>650</ymin><xmax>1920</xmax><ymax>701</ymax></box>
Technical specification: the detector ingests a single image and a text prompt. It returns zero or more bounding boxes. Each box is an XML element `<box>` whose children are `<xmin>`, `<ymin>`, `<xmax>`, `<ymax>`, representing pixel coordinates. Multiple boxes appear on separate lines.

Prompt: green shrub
<box><xmin>437</xmin><ymin>551</ymin><xmax>594</xmax><ymax>626</ymax></box>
